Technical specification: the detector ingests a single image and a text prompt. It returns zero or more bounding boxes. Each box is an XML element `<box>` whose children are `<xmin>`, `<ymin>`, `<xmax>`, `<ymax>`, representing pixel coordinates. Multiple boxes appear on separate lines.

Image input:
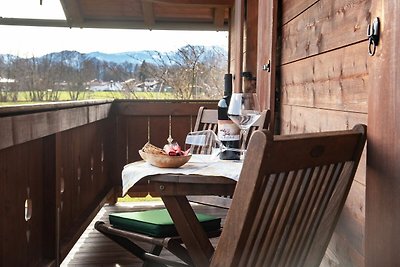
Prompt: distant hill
<box><xmin>0</xmin><ymin>46</ymin><xmax>227</xmax><ymax>67</ymax></box>
<box><xmin>84</xmin><ymin>51</ymin><xmax>163</xmax><ymax>65</ymax></box>
<box><xmin>39</xmin><ymin>50</ymin><xmax>163</xmax><ymax>67</ymax></box>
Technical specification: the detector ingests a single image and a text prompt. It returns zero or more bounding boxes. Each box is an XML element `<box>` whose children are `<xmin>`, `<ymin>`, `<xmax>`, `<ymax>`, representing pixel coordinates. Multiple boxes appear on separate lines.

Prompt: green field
<box><xmin>0</xmin><ymin>91</ymin><xmax>177</xmax><ymax>106</ymax></box>
<box><xmin>118</xmin><ymin>195</ymin><xmax>161</xmax><ymax>202</ymax></box>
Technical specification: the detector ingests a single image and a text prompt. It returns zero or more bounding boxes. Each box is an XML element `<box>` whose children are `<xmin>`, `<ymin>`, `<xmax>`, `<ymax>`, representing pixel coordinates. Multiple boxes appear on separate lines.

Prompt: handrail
<box><xmin>0</xmin><ymin>99</ymin><xmax>114</xmax><ymax>117</ymax></box>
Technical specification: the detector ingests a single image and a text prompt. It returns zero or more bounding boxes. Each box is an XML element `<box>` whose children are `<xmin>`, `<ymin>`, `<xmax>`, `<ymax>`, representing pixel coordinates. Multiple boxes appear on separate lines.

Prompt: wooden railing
<box><xmin>0</xmin><ymin>99</ymin><xmax>217</xmax><ymax>266</ymax></box>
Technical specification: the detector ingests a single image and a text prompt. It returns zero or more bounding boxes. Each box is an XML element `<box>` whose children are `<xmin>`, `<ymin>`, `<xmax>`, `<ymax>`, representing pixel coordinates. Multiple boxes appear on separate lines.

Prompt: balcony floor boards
<box><xmin>61</xmin><ymin>201</ymin><xmax>228</xmax><ymax>267</ymax></box>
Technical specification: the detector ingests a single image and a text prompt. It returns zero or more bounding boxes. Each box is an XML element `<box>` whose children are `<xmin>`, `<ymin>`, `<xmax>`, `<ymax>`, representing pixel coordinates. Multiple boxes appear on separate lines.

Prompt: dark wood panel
<box><xmin>0</xmin><ymin>103</ymin><xmax>112</xmax><ymax>150</ymax></box>
<box><xmin>43</xmin><ymin>135</ymin><xmax>57</xmax><ymax>262</ymax></box>
<box><xmin>280</xmin><ymin>105</ymin><xmax>367</xmax><ymax>184</ymax></box>
<box><xmin>1</xmin><ymin>143</ymin><xmax>29</xmax><ymax>266</ymax></box>
<box><xmin>280</xmin><ymin>0</ymin><xmax>371</xmax><ymax>64</ymax></box>
<box><xmin>56</xmin><ymin>121</ymin><xmax>113</xmax><ymax>261</ymax></box>
<box><xmin>281</xmin><ymin>0</ymin><xmax>317</xmax><ymax>25</ymax></box>
<box><xmin>256</xmin><ymin>0</ymin><xmax>278</xmax><ymax>126</ymax></box>
<box><xmin>232</xmin><ymin>0</ymin><xmax>244</xmax><ymax>93</ymax></box>
<box><xmin>366</xmin><ymin>1</ymin><xmax>400</xmax><ymax>266</ymax></box>
<box><xmin>27</xmin><ymin>140</ymin><xmax>45</xmax><ymax>266</ymax></box>
<box><xmin>243</xmin><ymin>0</ymin><xmax>258</xmax><ymax>75</ymax></box>
<box><xmin>113</xmin><ymin>101</ymin><xmax>217</xmax><ymax>116</ymax></box>
<box><xmin>280</xmin><ymin>105</ymin><xmax>367</xmax><ymax>134</ymax></box>
<box><xmin>127</xmin><ymin>116</ymin><xmax>149</xmax><ymax>165</ymax></box>
<box><xmin>0</xmin><ymin>142</ymin><xmax>3</xmax><ymax>265</ymax></box>
<box><xmin>0</xmin><ymin>100</ymin><xmax>113</xmax><ymax>117</ymax></box>
<box><xmin>0</xmin><ymin>117</ymin><xmax>12</xmax><ymax>151</ymax></box>
<box><xmin>280</xmin><ymin>42</ymin><xmax>369</xmax><ymax>113</ymax></box>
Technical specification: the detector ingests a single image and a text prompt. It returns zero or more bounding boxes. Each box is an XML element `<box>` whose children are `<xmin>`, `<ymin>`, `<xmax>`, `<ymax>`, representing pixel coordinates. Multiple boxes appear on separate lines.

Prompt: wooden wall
<box><xmin>0</xmin><ymin>102</ymin><xmax>114</xmax><ymax>266</ymax></box>
<box><xmin>277</xmin><ymin>0</ymin><xmax>371</xmax><ymax>266</ymax></box>
<box><xmin>229</xmin><ymin>0</ymin><xmax>259</xmax><ymax>92</ymax></box>
<box><xmin>0</xmin><ymin>100</ymin><xmax>217</xmax><ymax>265</ymax></box>
<box><xmin>111</xmin><ymin>100</ymin><xmax>217</xmax><ymax>195</ymax></box>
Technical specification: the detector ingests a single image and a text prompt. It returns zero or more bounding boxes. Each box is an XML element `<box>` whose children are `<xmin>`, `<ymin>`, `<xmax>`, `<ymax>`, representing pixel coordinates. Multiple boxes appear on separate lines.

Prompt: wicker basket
<box><xmin>138</xmin><ymin>150</ymin><xmax>191</xmax><ymax>168</ymax></box>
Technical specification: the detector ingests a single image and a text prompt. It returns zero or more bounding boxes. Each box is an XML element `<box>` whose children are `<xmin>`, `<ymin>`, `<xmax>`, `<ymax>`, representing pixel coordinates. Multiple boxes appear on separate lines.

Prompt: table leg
<box><xmin>162</xmin><ymin>195</ymin><xmax>214</xmax><ymax>267</ymax></box>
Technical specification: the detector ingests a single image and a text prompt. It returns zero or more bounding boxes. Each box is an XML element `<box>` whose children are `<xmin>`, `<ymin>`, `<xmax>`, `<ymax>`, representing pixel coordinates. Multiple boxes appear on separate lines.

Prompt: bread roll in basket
<box><xmin>139</xmin><ymin>143</ymin><xmax>191</xmax><ymax>168</ymax></box>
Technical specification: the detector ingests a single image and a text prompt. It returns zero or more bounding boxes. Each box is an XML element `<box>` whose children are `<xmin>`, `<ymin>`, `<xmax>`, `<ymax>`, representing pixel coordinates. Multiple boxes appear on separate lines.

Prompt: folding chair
<box><xmin>210</xmin><ymin>125</ymin><xmax>367</xmax><ymax>266</ymax></box>
<box><xmin>95</xmin><ymin>107</ymin><xmax>271</xmax><ymax>267</ymax></box>
<box><xmin>188</xmin><ymin>107</ymin><xmax>271</xmax><ymax>208</ymax></box>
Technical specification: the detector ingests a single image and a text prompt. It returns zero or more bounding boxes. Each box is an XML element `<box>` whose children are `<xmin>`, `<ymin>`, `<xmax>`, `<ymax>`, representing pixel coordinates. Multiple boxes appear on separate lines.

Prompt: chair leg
<box><xmin>142</xmin><ymin>245</ymin><xmax>163</xmax><ymax>267</ymax></box>
<box><xmin>164</xmin><ymin>239</ymin><xmax>194</xmax><ymax>266</ymax></box>
<box><xmin>95</xmin><ymin>221</ymin><xmax>193</xmax><ymax>267</ymax></box>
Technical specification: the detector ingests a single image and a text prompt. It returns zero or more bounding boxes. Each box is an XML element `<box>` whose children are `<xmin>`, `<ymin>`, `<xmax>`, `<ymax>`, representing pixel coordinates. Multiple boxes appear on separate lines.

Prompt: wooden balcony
<box><xmin>0</xmin><ymin>99</ymin><xmax>218</xmax><ymax>266</ymax></box>
<box><xmin>61</xmin><ymin>201</ymin><xmax>228</xmax><ymax>266</ymax></box>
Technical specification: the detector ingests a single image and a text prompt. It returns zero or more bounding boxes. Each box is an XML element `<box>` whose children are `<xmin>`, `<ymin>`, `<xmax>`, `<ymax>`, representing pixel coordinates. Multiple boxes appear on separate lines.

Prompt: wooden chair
<box><xmin>210</xmin><ymin>124</ymin><xmax>367</xmax><ymax>267</ymax></box>
<box><xmin>95</xmin><ymin>107</ymin><xmax>271</xmax><ymax>267</ymax></box>
<box><xmin>191</xmin><ymin>106</ymin><xmax>271</xmax><ymax>154</ymax></box>
<box><xmin>188</xmin><ymin>106</ymin><xmax>271</xmax><ymax>208</ymax></box>
<box><xmin>97</xmin><ymin>124</ymin><xmax>366</xmax><ymax>267</ymax></box>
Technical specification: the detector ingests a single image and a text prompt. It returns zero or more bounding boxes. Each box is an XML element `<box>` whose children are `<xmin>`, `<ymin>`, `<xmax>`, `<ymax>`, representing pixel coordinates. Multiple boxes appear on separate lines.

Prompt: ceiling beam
<box><xmin>141</xmin><ymin>1</ymin><xmax>155</xmax><ymax>29</ymax></box>
<box><xmin>0</xmin><ymin>17</ymin><xmax>229</xmax><ymax>31</ymax></box>
<box><xmin>145</xmin><ymin>0</ymin><xmax>233</xmax><ymax>7</ymax></box>
<box><xmin>214</xmin><ymin>8</ymin><xmax>225</xmax><ymax>31</ymax></box>
<box><xmin>0</xmin><ymin>18</ymin><xmax>69</xmax><ymax>27</ymax></box>
<box><xmin>59</xmin><ymin>0</ymin><xmax>84</xmax><ymax>26</ymax></box>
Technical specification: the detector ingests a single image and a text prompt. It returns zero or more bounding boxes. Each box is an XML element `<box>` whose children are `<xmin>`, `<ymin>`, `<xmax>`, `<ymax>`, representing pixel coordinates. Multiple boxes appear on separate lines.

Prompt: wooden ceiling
<box><xmin>59</xmin><ymin>0</ymin><xmax>233</xmax><ymax>31</ymax></box>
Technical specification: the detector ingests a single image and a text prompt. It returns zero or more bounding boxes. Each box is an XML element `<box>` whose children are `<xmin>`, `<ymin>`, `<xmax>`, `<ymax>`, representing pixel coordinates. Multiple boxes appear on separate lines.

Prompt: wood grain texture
<box><xmin>280</xmin><ymin>42</ymin><xmax>369</xmax><ymax>113</ymax></box>
<box><xmin>243</xmin><ymin>0</ymin><xmax>258</xmax><ymax>74</ymax></box>
<box><xmin>0</xmin><ymin>103</ymin><xmax>112</xmax><ymax>150</ymax></box>
<box><xmin>366</xmin><ymin>1</ymin><xmax>400</xmax><ymax>266</ymax></box>
<box><xmin>280</xmin><ymin>105</ymin><xmax>367</xmax><ymax>134</ymax></box>
<box><xmin>0</xmin><ymin>140</ymin><xmax>46</xmax><ymax>266</ymax></box>
<box><xmin>233</xmin><ymin>0</ymin><xmax>244</xmax><ymax>93</ymax></box>
<box><xmin>256</xmin><ymin>0</ymin><xmax>278</xmax><ymax>123</ymax></box>
<box><xmin>280</xmin><ymin>0</ymin><xmax>371</xmax><ymax>64</ymax></box>
<box><xmin>281</xmin><ymin>0</ymin><xmax>318</xmax><ymax>25</ymax></box>
<box><xmin>211</xmin><ymin>126</ymin><xmax>366</xmax><ymax>267</ymax></box>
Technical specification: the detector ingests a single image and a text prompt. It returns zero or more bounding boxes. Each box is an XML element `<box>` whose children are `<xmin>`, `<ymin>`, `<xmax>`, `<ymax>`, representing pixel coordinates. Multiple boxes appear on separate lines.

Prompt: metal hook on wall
<box><xmin>367</xmin><ymin>17</ymin><xmax>380</xmax><ymax>56</ymax></box>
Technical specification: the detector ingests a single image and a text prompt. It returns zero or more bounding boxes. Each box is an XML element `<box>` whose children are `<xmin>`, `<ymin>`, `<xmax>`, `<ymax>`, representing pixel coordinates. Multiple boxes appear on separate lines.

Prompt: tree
<box><xmin>146</xmin><ymin>45</ymin><xmax>227</xmax><ymax>99</ymax></box>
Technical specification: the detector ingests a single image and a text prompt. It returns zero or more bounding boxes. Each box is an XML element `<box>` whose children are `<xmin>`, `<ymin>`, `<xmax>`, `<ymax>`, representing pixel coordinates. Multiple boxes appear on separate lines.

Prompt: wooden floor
<box><xmin>61</xmin><ymin>201</ymin><xmax>228</xmax><ymax>267</ymax></box>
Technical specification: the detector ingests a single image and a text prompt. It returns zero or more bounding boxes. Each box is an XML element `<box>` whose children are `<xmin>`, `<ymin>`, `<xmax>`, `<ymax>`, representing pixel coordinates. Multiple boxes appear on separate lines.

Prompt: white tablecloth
<box><xmin>122</xmin><ymin>154</ymin><xmax>243</xmax><ymax>195</ymax></box>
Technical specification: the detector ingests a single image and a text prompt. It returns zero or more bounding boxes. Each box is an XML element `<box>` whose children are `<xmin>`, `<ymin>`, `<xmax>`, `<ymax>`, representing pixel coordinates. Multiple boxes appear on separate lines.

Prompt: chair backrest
<box><xmin>191</xmin><ymin>106</ymin><xmax>271</xmax><ymax>154</ymax></box>
<box><xmin>188</xmin><ymin>106</ymin><xmax>271</xmax><ymax>208</ymax></box>
<box><xmin>210</xmin><ymin>125</ymin><xmax>367</xmax><ymax>267</ymax></box>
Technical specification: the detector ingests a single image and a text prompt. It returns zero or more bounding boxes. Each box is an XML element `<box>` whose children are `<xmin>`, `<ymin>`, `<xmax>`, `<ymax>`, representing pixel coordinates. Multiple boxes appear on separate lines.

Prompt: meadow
<box><xmin>0</xmin><ymin>91</ymin><xmax>177</xmax><ymax>106</ymax></box>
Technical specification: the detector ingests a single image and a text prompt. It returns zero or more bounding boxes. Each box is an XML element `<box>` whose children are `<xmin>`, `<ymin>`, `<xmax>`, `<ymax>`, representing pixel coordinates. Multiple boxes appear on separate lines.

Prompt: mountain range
<box><xmin>1</xmin><ymin>45</ymin><xmax>227</xmax><ymax>67</ymax></box>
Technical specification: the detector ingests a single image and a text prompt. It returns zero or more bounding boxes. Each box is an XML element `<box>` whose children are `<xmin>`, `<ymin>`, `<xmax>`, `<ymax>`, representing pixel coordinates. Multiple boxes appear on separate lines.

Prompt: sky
<box><xmin>0</xmin><ymin>0</ymin><xmax>229</xmax><ymax>57</ymax></box>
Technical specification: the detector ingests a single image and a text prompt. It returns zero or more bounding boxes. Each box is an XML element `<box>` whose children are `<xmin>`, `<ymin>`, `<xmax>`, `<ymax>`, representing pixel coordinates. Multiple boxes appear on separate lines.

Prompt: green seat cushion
<box><xmin>109</xmin><ymin>208</ymin><xmax>221</xmax><ymax>237</ymax></box>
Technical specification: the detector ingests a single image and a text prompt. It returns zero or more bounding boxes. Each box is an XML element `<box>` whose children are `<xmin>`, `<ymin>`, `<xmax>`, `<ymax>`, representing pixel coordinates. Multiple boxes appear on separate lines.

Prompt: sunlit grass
<box><xmin>0</xmin><ymin>91</ymin><xmax>177</xmax><ymax>106</ymax></box>
<box><xmin>118</xmin><ymin>194</ymin><xmax>161</xmax><ymax>202</ymax></box>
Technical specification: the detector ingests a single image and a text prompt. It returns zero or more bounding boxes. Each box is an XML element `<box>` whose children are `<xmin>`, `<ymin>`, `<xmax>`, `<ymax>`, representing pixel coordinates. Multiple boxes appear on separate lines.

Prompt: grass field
<box><xmin>118</xmin><ymin>195</ymin><xmax>161</xmax><ymax>202</ymax></box>
<box><xmin>0</xmin><ymin>91</ymin><xmax>177</xmax><ymax>106</ymax></box>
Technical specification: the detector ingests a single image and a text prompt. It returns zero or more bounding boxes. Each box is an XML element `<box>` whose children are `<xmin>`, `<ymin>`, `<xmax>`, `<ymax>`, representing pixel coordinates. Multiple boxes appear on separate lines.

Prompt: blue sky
<box><xmin>0</xmin><ymin>0</ymin><xmax>228</xmax><ymax>57</ymax></box>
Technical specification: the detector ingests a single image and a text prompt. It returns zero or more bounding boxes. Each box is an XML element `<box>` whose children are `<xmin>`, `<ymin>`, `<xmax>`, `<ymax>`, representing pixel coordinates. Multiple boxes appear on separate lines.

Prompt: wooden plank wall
<box><xmin>0</xmin><ymin>100</ymin><xmax>218</xmax><ymax>265</ymax></box>
<box><xmin>278</xmin><ymin>0</ymin><xmax>371</xmax><ymax>266</ymax></box>
<box><xmin>0</xmin><ymin>103</ymin><xmax>114</xmax><ymax>266</ymax></box>
<box><xmin>229</xmin><ymin>0</ymin><xmax>258</xmax><ymax>91</ymax></box>
<box><xmin>112</xmin><ymin>100</ymin><xmax>217</xmax><ymax>196</ymax></box>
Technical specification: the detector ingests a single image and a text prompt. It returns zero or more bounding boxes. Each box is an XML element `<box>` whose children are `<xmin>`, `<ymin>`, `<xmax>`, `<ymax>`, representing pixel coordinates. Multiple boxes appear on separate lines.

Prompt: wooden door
<box><xmin>366</xmin><ymin>1</ymin><xmax>400</xmax><ymax>266</ymax></box>
<box><xmin>256</xmin><ymin>0</ymin><xmax>278</xmax><ymax>130</ymax></box>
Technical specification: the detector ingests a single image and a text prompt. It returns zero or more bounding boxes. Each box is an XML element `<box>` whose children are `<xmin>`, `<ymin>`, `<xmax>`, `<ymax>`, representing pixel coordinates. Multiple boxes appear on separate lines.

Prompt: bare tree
<box><xmin>146</xmin><ymin>45</ymin><xmax>227</xmax><ymax>100</ymax></box>
<box><xmin>0</xmin><ymin>55</ymin><xmax>19</xmax><ymax>102</ymax></box>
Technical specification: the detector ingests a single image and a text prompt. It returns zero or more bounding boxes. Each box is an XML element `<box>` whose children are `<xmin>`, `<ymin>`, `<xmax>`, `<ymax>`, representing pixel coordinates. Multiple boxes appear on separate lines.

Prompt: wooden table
<box><xmin>122</xmin><ymin>156</ymin><xmax>240</xmax><ymax>266</ymax></box>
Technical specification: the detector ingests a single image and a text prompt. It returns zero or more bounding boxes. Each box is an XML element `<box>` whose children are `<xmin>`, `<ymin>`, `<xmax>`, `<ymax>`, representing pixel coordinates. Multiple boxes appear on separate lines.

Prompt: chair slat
<box><xmin>210</xmin><ymin>124</ymin><xmax>367</xmax><ymax>267</ymax></box>
<box><xmin>268</xmin><ymin>169</ymin><xmax>312</xmax><ymax>266</ymax></box>
<box><xmin>280</xmin><ymin>166</ymin><xmax>325</xmax><ymax>267</ymax></box>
